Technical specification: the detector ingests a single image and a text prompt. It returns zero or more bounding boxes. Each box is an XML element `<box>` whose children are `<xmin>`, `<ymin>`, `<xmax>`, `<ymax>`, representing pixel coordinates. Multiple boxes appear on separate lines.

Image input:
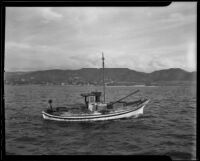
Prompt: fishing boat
<box><xmin>42</xmin><ymin>53</ymin><xmax>150</xmax><ymax>121</ymax></box>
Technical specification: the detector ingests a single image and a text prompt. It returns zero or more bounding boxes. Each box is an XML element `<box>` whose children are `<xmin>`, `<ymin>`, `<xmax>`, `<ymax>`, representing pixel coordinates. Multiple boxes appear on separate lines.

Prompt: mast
<box><xmin>102</xmin><ymin>52</ymin><xmax>106</xmax><ymax>103</ymax></box>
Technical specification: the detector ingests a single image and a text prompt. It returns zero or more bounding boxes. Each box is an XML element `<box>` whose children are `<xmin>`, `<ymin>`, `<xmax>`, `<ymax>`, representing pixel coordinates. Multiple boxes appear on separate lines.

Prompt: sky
<box><xmin>5</xmin><ymin>2</ymin><xmax>197</xmax><ymax>72</ymax></box>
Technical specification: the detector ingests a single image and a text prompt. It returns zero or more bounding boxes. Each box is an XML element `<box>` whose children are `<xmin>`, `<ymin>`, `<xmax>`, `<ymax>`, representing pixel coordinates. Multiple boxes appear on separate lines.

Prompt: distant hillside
<box><xmin>150</xmin><ymin>68</ymin><xmax>196</xmax><ymax>81</ymax></box>
<box><xmin>4</xmin><ymin>68</ymin><xmax>196</xmax><ymax>85</ymax></box>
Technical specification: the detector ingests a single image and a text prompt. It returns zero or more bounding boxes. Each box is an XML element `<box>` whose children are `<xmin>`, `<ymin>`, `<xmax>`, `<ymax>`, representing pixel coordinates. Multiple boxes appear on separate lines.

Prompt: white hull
<box><xmin>42</xmin><ymin>100</ymin><xmax>149</xmax><ymax>122</ymax></box>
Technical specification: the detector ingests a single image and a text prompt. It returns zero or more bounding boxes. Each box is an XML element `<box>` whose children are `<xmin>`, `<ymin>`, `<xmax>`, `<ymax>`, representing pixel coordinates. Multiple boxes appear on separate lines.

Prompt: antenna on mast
<box><xmin>102</xmin><ymin>52</ymin><xmax>105</xmax><ymax>103</ymax></box>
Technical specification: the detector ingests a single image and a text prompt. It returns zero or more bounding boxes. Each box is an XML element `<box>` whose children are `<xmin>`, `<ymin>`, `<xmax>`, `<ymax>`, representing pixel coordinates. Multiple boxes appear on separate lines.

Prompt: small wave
<box><xmin>165</xmin><ymin>150</ymin><xmax>193</xmax><ymax>160</ymax></box>
<box><xmin>140</xmin><ymin>115</ymin><xmax>154</xmax><ymax>119</ymax></box>
<box><xmin>160</xmin><ymin>141</ymin><xmax>176</xmax><ymax>146</ymax></box>
<box><xmin>179</xmin><ymin>109</ymin><xmax>188</xmax><ymax>114</ymax></box>
<box><xmin>14</xmin><ymin>136</ymin><xmax>38</xmax><ymax>142</ymax></box>
<box><xmin>166</xmin><ymin>133</ymin><xmax>195</xmax><ymax>140</ymax></box>
<box><xmin>6</xmin><ymin>152</ymin><xmax>17</xmax><ymax>155</ymax></box>
<box><xmin>187</xmin><ymin>105</ymin><xmax>195</xmax><ymax>109</ymax></box>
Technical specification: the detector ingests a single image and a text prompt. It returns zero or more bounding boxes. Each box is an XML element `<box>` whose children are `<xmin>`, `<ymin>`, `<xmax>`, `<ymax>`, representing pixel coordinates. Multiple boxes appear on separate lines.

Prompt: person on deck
<box><xmin>48</xmin><ymin>99</ymin><xmax>53</xmax><ymax>112</ymax></box>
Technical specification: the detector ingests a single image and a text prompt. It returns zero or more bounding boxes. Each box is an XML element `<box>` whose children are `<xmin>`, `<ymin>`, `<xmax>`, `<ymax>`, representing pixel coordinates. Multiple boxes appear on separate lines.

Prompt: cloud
<box><xmin>186</xmin><ymin>42</ymin><xmax>196</xmax><ymax>71</ymax></box>
<box><xmin>6</xmin><ymin>42</ymin><xmax>31</xmax><ymax>49</ymax></box>
<box><xmin>5</xmin><ymin>3</ymin><xmax>197</xmax><ymax>72</ymax></box>
<box><xmin>38</xmin><ymin>8</ymin><xmax>63</xmax><ymax>23</ymax></box>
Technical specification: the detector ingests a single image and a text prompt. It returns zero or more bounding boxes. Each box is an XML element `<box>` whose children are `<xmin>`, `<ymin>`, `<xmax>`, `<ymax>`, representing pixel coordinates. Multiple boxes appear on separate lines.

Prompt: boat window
<box><xmin>96</xmin><ymin>96</ymin><xmax>100</xmax><ymax>102</ymax></box>
<box><xmin>89</xmin><ymin>96</ymin><xmax>95</xmax><ymax>103</ymax></box>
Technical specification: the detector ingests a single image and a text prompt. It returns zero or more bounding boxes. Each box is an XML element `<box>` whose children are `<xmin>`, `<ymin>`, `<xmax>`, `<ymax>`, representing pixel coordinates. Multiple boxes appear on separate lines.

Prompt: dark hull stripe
<box><xmin>42</xmin><ymin>100</ymin><xmax>148</xmax><ymax>120</ymax></box>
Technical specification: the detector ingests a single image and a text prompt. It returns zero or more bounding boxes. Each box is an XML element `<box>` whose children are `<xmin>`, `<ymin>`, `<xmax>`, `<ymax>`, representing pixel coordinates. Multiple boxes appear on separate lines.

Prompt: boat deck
<box><xmin>46</xmin><ymin>100</ymin><xmax>144</xmax><ymax>117</ymax></box>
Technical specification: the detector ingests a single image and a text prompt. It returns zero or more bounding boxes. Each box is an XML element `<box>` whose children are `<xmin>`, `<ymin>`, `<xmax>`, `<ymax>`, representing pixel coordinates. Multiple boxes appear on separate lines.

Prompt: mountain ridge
<box><xmin>4</xmin><ymin>68</ymin><xmax>196</xmax><ymax>85</ymax></box>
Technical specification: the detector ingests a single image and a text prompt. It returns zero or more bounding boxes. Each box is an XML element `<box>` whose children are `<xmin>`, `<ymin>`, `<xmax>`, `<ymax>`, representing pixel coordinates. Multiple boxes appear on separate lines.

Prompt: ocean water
<box><xmin>4</xmin><ymin>85</ymin><xmax>196</xmax><ymax>160</ymax></box>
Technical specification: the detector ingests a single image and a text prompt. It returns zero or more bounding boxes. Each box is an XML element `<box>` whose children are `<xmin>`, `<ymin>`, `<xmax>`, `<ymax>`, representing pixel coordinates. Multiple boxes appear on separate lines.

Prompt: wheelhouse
<box><xmin>81</xmin><ymin>92</ymin><xmax>101</xmax><ymax>104</ymax></box>
<box><xmin>81</xmin><ymin>92</ymin><xmax>103</xmax><ymax>111</ymax></box>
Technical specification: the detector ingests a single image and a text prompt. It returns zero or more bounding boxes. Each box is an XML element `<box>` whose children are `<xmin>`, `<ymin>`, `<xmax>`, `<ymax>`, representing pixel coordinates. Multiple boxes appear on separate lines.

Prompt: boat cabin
<box><xmin>81</xmin><ymin>92</ymin><xmax>106</xmax><ymax>112</ymax></box>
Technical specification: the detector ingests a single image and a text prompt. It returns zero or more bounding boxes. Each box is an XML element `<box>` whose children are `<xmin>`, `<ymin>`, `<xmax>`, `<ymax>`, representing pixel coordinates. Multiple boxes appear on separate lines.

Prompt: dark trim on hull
<box><xmin>42</xmin><ymin>100</ymin><xmax>149</xmax><ymax>121</ymax></box>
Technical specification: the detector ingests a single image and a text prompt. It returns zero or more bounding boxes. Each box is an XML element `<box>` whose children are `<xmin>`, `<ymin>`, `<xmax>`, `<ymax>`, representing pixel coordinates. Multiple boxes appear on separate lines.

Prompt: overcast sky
<box><xmin>5</xmin><ymin>2</ymin><xmax>196</xmax><ymax>72</ymax></box>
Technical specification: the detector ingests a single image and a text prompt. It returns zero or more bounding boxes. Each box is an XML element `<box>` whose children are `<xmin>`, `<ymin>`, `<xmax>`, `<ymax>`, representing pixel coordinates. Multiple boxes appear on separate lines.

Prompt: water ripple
<box><xmin>5</xmin><ymin>85</ymin><xmax>196</xmax><ymax>160</ymax></box>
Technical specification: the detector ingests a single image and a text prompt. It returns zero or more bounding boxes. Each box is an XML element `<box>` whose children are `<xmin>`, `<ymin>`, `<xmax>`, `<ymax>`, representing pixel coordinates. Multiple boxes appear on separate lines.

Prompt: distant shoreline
<box><xmin>4</xmin><ymin>83</ymin><xmax>196</xmax><ymax>87</ymax></box>
<box><xmin>4</xmin><ymin>68</ymin><xmax>196</xmax><ymax>86</ymax></box>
